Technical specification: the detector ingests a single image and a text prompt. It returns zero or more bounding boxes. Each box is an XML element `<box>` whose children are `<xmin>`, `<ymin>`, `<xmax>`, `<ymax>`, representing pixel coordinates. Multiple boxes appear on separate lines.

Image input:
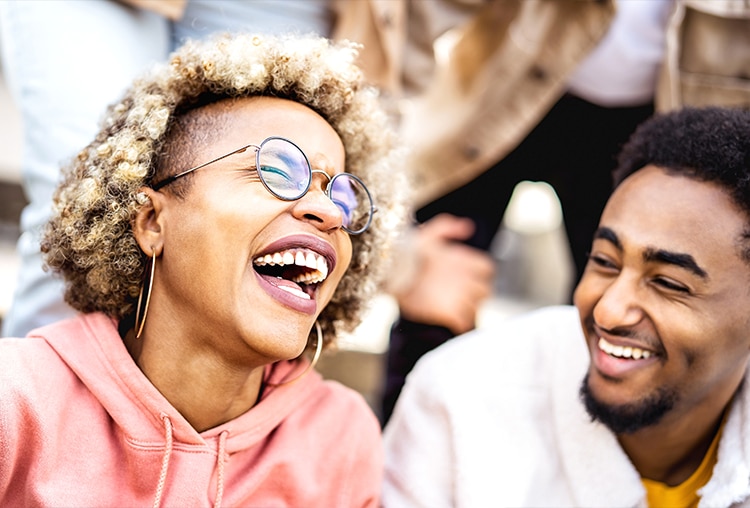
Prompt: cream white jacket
<box><xmin>383</xmin><ymin>306</ymin><xmax>750</xmax><ymax>508</ymax></box>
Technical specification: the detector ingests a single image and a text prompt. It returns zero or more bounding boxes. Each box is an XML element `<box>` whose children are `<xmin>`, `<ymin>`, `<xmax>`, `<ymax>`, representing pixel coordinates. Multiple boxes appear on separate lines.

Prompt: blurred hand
<box><xmin>392</xmin><ymin>214</ymin><xmax>496</xmax><ymax>335</ymax></box>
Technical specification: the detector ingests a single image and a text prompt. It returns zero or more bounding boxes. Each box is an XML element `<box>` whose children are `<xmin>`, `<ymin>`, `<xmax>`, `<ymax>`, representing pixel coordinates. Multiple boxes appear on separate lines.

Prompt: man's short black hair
<box><xmin>614</xmin><ymin>106</ymin><xmax>750</xmax><ymax>220</ymax></box>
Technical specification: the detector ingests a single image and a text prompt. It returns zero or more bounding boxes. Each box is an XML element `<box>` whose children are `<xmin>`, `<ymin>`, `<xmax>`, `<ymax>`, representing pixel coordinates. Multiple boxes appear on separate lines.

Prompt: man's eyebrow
<box><xmin>594</xmin><ymin>226</ymin><xmax>709</xmax><ymax>279</ymax></box>
<box><xmin>593</xmin><ymin>227</ymin><xmax>622</xmax><ymax>250</ymax></box>
<box><xmin>643</xmin><ymin>248</ymin><xmax>708</xmax><ymax>279</ymax></box>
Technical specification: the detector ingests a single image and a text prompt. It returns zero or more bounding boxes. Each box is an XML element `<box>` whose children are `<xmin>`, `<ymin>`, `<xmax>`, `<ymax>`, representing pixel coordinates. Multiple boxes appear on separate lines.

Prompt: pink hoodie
<box><xmin>0</xmin><ymin>312</ymin><xmax>383</xmax><ymax>507</ymax></box>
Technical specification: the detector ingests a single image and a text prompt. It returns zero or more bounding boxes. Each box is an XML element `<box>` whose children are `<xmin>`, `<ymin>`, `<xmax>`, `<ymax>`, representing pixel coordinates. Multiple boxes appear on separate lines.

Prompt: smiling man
<box><xmin>382</xmin><ymin>107</ymin><xmax>750</xmax><ymax>508</ymax></box>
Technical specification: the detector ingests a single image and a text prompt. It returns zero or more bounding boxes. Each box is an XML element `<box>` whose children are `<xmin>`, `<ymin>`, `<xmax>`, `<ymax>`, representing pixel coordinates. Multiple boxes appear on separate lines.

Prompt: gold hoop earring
<box><xmin>135</xmin><ymin>250</ymin><xmax>156</xmax><ymax>339</ymax></box>
<box><xmin>267</xmin><ymin>321</ymin><xmax>323</xmax><ymax>387</ymax></box>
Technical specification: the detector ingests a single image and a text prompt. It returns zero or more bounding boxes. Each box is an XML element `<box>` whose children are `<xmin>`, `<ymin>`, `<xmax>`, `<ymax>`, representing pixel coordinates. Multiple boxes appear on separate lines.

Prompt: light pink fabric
<box><xmin>0</xmin><ymin>312</ymin><xmax>382</xmax><ymax>507</ymax></box>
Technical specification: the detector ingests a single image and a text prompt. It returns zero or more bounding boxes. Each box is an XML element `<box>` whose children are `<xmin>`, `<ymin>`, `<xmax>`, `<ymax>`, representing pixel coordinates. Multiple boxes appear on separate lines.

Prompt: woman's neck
<box><xmin>123</xmin><ymin>325</ymin><xmax>266</xmax><ymax>432</ymax></box>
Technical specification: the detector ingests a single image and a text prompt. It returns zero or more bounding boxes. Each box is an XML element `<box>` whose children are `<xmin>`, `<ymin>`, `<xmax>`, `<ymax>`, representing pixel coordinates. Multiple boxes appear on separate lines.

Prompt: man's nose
<box><xmin>592</xmin><ymin>272</ymin><xmax>645</xmax><ymax>331</ymax></box>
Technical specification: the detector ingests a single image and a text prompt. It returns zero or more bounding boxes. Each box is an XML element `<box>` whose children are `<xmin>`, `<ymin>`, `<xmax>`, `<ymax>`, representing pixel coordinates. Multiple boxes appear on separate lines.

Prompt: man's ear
<box><xmin>133</xmin><ymin>187</ymin><xmax>167</xmax><ymax>256</ymax></box>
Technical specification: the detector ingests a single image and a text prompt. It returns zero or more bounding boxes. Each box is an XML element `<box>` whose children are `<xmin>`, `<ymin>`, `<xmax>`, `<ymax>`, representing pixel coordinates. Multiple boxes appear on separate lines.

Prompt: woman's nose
<box><xmin>291</xmin><ymin>171</ymin><xmax>343</xmax><ymax>232</ymax></box>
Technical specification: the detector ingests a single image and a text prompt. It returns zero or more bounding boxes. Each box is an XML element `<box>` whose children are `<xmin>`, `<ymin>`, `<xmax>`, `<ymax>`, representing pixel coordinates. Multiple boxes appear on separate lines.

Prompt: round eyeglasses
<box><xmin>151</xmin><ymin>136</ymin><xmax>376</xmax><ymax>235</ymax></box>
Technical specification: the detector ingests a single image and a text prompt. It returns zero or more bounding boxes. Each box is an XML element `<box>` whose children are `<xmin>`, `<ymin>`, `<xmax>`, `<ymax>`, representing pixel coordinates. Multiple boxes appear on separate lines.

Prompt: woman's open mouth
<box><xmin>253</xmin><ymin>248</ymin><xmax>329</xmax><ymax>300</ymax></box>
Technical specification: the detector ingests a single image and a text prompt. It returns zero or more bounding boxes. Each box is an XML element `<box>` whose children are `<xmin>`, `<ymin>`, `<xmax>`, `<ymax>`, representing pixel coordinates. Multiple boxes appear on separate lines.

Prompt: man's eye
<box><xmin>653</xmin><ymin>277</ymin><xmax>690</xmax><ymax>293</ymax></box>
<box><xmin>587</xmin><ymin>253</ymin><xmax>618</xmax><ymax>270</ymax></box>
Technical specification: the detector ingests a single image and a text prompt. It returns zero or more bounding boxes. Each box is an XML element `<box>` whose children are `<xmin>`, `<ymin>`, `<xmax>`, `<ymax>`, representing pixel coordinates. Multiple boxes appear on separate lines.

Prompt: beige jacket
<box><xmin>396</xmin><ymin>0</ymin><xmax>617</xmax><ymax>207</ymax></box>
<box><xmin>120</xmin><ymin>0</ymin><xmax>187</xmax><ymax>21</ymax></box>
<box><xmin>658</xmin><ymin>0</ymin><xmax>750</xmax><ymax>111</ymax></box>
<box><xmin>401</xmin><ymin>0</ymin><xmax>750</xmax><ymax>207</ymax></box>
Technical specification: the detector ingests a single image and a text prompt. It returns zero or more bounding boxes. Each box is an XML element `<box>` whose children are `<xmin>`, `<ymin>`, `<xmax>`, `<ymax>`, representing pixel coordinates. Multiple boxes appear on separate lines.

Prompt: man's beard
<box><xmin>579</xmin><ymin>373</ymin><xmax>677</xmax><ymax>434</ymax></box>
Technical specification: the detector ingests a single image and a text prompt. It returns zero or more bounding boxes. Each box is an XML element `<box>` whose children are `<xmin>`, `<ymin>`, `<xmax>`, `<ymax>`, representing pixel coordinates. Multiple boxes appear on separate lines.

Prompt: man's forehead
<box><xmin>606</xmin><ymin>166</ymin><xmax>738</xmax><ymax>225</ymax></box>
<box><xmin>600</xmin><ymin>166</ymin><xmax>749</xmax><ymax>270</ymax></box>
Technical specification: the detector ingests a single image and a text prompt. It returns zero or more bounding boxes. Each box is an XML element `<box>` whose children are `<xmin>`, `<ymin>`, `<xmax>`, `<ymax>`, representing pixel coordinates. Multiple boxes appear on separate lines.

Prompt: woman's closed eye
<box><xmin>232</xmin><ymin>164</ymin><xmax>264</xmax><ymax>182</ymax></box>
<box><xmin>259</xmin><ymin>164</ymin><xmax>294</xmax><ymax>184</ymax></box>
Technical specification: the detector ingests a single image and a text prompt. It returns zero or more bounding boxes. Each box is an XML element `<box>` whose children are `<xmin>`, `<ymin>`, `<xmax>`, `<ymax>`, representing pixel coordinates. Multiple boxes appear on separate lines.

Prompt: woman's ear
<box><xmin>133</xmin><ymin>187</ymin><xmax>166</xmax><ymax>256</ymax></box>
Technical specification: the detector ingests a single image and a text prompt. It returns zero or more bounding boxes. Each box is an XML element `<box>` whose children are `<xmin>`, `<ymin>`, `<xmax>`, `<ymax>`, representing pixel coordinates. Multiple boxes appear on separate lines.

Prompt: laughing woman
<box><xmin>0</xmin><ymin>33</ymin><xmax>406</xmax><ymax>507</ymax></box>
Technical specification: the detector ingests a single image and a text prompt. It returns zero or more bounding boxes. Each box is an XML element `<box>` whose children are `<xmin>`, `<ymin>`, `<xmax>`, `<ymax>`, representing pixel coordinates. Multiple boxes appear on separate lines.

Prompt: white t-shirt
<box><xmin>567</xmin><ymin>0</ymin><xmax>674</xmax><ymax>107</ymax></box>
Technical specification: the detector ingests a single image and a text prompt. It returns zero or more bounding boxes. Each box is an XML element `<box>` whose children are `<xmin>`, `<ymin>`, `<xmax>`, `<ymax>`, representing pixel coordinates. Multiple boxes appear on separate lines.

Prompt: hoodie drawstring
<box><xmin>153</xmin><ymin>413</ymin><xmax>174</xmax><ymax>508</ymax></box>
<box><xmin>150</xmin><ymin>416</ymin><xmax>228</xmax><ymax>508</ymax></box>
<box><xmin>214</xmin><ymin>430</ymin><xmax>229</xmax><ymax>508</ymax></box>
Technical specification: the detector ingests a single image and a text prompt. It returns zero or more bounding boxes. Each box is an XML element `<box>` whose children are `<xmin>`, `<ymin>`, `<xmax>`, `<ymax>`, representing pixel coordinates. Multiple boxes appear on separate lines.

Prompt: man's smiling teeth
<box><xmin>598</xmin><ymin>337</ymin><xmax>652</xmax><ymax>359</ymax></box>
<box><xmin>253</xmin><ymin>249</ymin><xmax>329</xmax><ymax>283</ymax></box>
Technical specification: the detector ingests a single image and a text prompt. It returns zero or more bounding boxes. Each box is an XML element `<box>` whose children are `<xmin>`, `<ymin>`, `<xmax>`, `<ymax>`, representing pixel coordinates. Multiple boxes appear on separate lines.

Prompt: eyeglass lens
<box><xmin>328</xmin><ymin>173</ymin><xmax>372</xmax><ymax>233</ymax></box>
<box><xmin>258</xmin><ymin>137</ymin><xmax>373</xmax><ymax>234</ymax></box>
<box><xmin>257</xmin><ymin>138</ymin><xmax>311</xmax><ymax>200</ymax></box>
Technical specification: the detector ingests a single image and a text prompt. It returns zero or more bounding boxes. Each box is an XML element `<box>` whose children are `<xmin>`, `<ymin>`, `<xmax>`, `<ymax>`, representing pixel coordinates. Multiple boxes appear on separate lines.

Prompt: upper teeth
<box><xmin>253</xmin><ymin>249</ymin><xmax>329</xmax><ymax>284</ymax></box>
<box><xmin>598</xmin><ymin>337</ymin><xmax>652</xmax><ymax>359</ymax></box>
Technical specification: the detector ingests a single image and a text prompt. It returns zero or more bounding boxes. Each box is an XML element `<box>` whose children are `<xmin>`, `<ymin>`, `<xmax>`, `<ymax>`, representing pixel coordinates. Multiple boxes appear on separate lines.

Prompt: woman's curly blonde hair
<box><xmin>42</xmin><ymin>32</ymin><xmax>408</xmax><ymax>349</ymax></box>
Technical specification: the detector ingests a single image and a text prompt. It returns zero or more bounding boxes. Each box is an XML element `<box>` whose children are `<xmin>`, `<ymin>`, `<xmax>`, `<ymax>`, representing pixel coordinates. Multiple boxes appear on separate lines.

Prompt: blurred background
<box><xmin>0</xmin><ymin>31</ymin><xmax>23</xmax><ymax>322</ymax></box>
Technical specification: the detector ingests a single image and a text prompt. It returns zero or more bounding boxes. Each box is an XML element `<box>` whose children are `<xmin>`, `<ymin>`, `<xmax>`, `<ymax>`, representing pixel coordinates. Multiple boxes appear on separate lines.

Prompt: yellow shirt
<box><xmin>642</xmin><ymin>422</ymin><xmax>724</xmax><ymax>508</ymax></box>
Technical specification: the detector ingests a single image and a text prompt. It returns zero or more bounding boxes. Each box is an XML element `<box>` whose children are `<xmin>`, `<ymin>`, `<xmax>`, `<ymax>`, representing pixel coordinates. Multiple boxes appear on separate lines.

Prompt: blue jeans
<box><xmin>0</xmin><ymin>0</ymin><xmax>332</xmax><ymax>337</ymax></box>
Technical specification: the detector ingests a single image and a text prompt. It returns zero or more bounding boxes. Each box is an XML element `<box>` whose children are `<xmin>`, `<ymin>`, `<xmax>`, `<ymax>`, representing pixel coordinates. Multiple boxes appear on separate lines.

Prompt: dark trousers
<box><xmin>381</xmin><ymin>93</ymin><xmax>654</xmax><ymax>425</ymax></box>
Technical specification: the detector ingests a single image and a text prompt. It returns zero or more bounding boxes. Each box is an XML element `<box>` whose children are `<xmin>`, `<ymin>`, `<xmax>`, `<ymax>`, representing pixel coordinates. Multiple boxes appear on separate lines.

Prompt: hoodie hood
<box><xmin>32</xmin><ymin>312</ymin><xmax>319</xmax><ymax>453</ymax></box>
